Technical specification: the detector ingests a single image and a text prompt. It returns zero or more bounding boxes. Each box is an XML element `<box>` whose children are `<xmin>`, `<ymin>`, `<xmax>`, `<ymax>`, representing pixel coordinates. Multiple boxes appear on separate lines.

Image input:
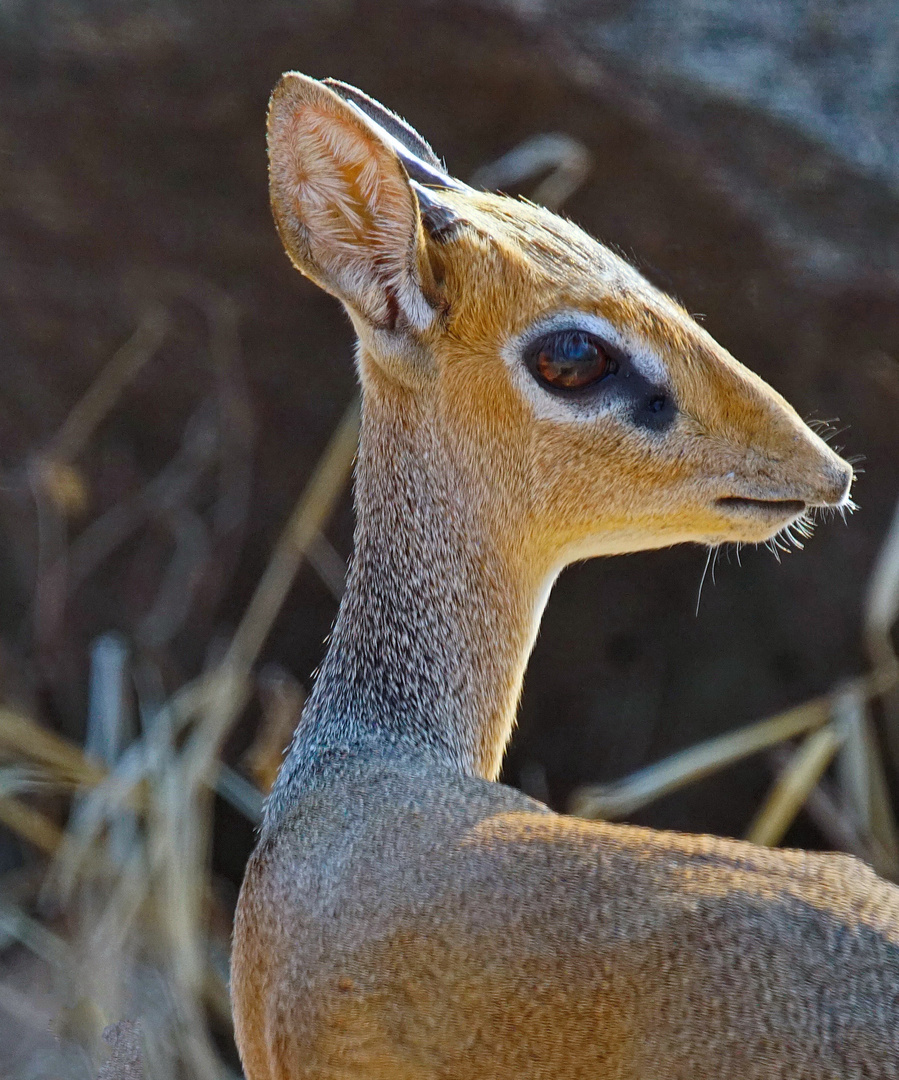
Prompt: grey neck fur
<box><xmin>264</xmin><ymin>384</ymin><xmax>547</xmax><ymax>828</ymax></box>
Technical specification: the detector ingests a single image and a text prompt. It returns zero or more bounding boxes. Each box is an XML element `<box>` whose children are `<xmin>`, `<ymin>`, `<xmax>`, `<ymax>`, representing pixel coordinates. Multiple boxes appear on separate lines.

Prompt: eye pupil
<box><xmin>531</xmin><ymin>331</ymin><xmax>615</xmax><ymax>391</ymax></box>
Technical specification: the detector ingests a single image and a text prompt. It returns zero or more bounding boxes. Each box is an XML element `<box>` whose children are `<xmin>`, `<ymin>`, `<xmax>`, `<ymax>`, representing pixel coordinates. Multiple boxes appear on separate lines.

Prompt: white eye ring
<box><xmin>501</xmin><ymin>310</ymin><xmax>669</xmax><ymax>422</ymax></box>
<box><xmin>516</xmin><ymin>311</ymin><xmax>667</xmax><ymax>383</ymax></box>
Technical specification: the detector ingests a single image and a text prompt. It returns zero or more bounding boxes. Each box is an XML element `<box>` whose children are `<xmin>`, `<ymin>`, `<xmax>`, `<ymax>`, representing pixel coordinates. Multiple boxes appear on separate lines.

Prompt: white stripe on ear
<box><xmin>267</xmin><ymin>73</ymin><xmax>436</xmax><ymax>333</ymax></box>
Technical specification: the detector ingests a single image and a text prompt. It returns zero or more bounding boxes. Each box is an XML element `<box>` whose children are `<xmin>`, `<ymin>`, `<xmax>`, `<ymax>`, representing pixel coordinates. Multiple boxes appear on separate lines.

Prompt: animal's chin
<box><xmin>559</xmin><ymin>498</ymin><xmax>816</xmax><ymax>560</ymax></box>
<box><xmin>712</xmin><ymin>496</ymin><xmax>808</xmax><ymax>542</ymax></box>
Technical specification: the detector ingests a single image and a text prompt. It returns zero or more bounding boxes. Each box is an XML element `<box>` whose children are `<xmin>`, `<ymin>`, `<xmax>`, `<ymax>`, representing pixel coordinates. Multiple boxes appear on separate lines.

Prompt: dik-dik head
<box><xmin>267</xmin><ymin>73</ymin><xmax>853</xmax><ymax>570</ymax></box>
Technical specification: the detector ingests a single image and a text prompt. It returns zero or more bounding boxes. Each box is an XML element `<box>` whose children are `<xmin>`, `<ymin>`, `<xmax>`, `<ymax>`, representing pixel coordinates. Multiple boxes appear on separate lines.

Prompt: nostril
<box><xmin>818</xmin><ymin>461</ymin><xmax>853</xmax><ymax>507</ymax></box>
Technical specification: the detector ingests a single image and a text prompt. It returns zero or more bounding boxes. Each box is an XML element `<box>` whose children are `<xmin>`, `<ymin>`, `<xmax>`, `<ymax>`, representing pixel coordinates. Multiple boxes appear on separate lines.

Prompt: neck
<box><xmin>266</xmin><ymin>379</ymin><xmax>556</xmax><ymax>821</ymax></box>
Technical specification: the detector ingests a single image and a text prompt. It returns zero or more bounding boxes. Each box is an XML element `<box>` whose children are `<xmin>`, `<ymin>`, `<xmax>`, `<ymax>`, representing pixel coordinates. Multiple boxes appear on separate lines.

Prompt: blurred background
<box><xmin>1</xmin><ymin>0</ymin><xmax>898</xmax><ymax>1076</ymax></box>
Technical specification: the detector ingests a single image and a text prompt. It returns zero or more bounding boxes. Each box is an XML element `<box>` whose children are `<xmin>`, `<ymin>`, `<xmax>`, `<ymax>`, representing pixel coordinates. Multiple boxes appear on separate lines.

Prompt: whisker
<box><xmin>786</xmin><ymin>524</ymin><xmax>804</xmax><ymax>549</ymax></box>
<box><xmin>793</xmin><ymin>512</ymin><xmax>815</xmax><ymax>541</ymax></box>
<box><xmin>695</xmin><ymin>546</ymin><xmax>716</xmax><ymax>616</ymax></box>
<box><xmin>805</xmin><ymin>415</ymin><xmax>840</xmax><ymax>436</ymax></box>
<box><xmin>837</xmin><ymin>497</ymin><xmax>859</xmax><ymax>523</ymax></box>
<box><xmin>821</xmin><ymin>424</ymin><xmax>850</xmax><ymax>447</ymax></box>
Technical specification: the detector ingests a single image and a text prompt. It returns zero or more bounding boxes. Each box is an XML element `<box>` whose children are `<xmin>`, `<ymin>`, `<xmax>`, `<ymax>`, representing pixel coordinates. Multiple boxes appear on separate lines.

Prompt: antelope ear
<box><xmin>267</xmin><ymin>72</ymin><xmax>436</xmax><ymax>334</ymax></box>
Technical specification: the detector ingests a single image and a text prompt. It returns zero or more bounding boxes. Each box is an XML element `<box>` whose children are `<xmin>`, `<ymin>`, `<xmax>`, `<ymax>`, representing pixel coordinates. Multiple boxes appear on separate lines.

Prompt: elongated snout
<box><xmin>691</xmin><ymin>356</ymin><xmax>855</xmax><ymax>541</ymax></box>
<box><xmin>720</xmin><ymin>438</ymin><xmax>851</xmax><ymax>507</ymax></box>
<box><xmin>739</xmin><ymin>409</ymin><xmax>852</xmax><ymax>499</ymax></box>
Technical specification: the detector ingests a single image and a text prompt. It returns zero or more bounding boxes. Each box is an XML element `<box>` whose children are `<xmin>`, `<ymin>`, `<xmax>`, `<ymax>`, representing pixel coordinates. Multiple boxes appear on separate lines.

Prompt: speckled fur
<box><xmin>232</xmin><ymin>74</ymin><xmax>898</xmax><ymax>1079</ymax></box>
<box><xmin>239</xmin><ymin>761</ymin><xmax>899</xmax><ymax>1079</ymax></box>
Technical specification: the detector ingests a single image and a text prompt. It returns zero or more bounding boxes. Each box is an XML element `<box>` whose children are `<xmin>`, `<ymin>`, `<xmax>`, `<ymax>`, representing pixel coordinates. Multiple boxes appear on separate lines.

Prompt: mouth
<box><xmin>715</xmin><ymin>496</ymin><xmax>807</xmax><ymax>521</ymax></box>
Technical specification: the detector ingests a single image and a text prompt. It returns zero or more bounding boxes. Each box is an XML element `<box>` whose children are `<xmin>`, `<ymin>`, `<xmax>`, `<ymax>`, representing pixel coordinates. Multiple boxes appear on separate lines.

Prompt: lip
<box><xmin>715</xmin><ymin>496</ymin><xmax>807</xmax><ymax>519</ymax></box>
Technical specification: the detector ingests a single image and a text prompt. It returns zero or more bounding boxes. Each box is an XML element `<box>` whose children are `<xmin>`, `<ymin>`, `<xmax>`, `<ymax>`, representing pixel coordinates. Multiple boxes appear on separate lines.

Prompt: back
<box><xmin>234</xmin><ymin>756</ymin><xmax>899</xmax><ymax>1080</ymax></box>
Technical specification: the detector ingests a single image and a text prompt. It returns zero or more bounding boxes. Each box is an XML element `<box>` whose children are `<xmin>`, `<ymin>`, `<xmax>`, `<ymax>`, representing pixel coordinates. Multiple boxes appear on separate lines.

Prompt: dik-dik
<box><xmin>232</xmin><ymin>73</ymin><xmax>899</xmax><ymax>1078</ymax></box>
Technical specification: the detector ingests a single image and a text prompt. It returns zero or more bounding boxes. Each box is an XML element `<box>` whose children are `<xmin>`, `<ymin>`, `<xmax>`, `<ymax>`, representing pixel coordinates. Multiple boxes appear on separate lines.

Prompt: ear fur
<box><xmin>267</xmin><ymin>72</ymin><xmax>437</xmax><ymax>333</ymax></box>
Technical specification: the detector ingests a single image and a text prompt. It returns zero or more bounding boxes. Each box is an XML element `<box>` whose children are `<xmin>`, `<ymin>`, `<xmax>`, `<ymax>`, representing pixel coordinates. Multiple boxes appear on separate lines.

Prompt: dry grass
<box><xmin>0</xmin><ymin>273</ymin><xmax>359</xmax><ymax>1078</ymax></box>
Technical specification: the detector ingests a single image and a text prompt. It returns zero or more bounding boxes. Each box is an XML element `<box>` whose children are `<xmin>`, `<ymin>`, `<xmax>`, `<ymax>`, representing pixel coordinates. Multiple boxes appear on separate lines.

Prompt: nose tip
<box><xmin>818</xmin><ymin>458</ymin><xmax>853</xmax><ymax>507</ymax></box>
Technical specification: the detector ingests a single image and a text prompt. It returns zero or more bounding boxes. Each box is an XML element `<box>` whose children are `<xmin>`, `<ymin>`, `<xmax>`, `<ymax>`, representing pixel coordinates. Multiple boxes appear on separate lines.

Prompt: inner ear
<box><xmin>267</xmin><ymin>72</ymin><xmax>437</xmax><ymax>333</ymax></box>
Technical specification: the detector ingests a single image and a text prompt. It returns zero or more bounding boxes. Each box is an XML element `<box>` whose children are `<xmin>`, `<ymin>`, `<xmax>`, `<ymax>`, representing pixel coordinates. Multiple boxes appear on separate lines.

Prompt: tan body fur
<box><xmin>233</xmin><ymin>73</ymin><xmax>899</xmax><ymax>1078</ymax></box>
<box><xmin>237</xmin><ymin>763</ymin><xmax>899</xmax><ymax>1079</ymax></box>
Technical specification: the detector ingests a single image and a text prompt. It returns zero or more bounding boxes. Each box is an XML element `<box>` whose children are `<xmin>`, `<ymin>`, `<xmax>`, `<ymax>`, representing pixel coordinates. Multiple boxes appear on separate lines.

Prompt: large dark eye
<box><xmin>526</xmin><ymin>331</ymin><xmax>618</xmax><ymax>391</ymax></box>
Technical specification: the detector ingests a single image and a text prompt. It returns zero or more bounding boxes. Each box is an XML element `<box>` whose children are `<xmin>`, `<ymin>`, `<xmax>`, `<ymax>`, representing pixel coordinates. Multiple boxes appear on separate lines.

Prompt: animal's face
<box><xmin>267</xmin><ymin>74</ymin><xmax>852</xmax><ymax>571</ymax></box>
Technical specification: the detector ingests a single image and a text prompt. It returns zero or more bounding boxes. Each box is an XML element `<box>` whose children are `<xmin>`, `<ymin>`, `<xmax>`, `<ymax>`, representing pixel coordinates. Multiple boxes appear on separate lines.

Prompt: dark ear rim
<box><xmin>323</xmin><ymin>77</ymin><xmax>466</xmax><ymax>192</ymax></box>
<box><xmin>323</xmin><ymin>78</ymin><xmax>443</xmax><ymax>169</ymax></box>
